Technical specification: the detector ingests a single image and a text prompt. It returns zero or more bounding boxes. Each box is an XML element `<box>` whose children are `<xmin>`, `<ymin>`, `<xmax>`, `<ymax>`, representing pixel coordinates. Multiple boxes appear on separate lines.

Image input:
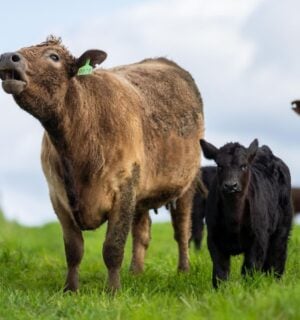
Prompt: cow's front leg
<box><xmin>102</xmin><ymin>179</ymin><xmax>136</xmax><ymax>291</ymax></box>
<box><xmin>242</xmin><ymin>240</ymin><xmax>267</xmax><ymax>276</ymax></box>
<box><xmin>63</xmin><ymin>223</ymin><xmax>84</xmax><ymax>292</ymax></box>
<box><xmin>52</xmin><ymin>199</ymin><xmax>84</xmax><ymax>292</ymax></box>
<box><xmin>208</xmin><ymin>237</ymin><xmax>230</xmax><ymax>288</ymax></box>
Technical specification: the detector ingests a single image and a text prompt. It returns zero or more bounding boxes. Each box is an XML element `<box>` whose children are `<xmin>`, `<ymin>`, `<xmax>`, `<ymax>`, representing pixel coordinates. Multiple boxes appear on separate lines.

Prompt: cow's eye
<box><xmin>241</xmin><ymin>164</ymin><xmax>247</xmax><ymax>171</ymax></box>
<box><xmin>50</xmin><ymin>54</ymin><xmax>59</xmax><ymax>62</ymax></box>
<box><xmin>218</xmin><ymin>165</ymin><xmax>223</xmax><ymax>171</ymax></box>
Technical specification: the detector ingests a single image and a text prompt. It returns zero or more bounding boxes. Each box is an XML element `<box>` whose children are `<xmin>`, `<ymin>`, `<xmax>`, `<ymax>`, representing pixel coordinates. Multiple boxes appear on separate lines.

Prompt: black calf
<box><xmin>200</xmin><ymin>139</ymin><xmax>293</xmax><ymax>288</ymax></box>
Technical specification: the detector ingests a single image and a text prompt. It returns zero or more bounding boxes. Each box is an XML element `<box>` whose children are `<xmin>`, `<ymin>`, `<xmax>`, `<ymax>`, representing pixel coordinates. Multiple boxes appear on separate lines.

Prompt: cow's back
<box><xmin>110</xmin><ymin>58</ymin><xmax>203</xmax><ymax>139</ymax></box>
<box><xmin>110</xmin><ymin>58</ymin><xmax>204</xmax><ymax>205</ymax></box>
<box><xmin>249</xmin><ymin>146</ymin><xmax>291</xmax><ymax>232</ymax></box>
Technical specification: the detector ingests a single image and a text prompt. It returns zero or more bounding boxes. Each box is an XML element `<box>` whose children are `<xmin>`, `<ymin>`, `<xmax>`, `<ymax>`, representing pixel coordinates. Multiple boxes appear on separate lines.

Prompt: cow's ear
<box><xmin>77</xmin><ymin>50</ymin><xmax>107</xmax><ymax>68</ymax></box>
<box><xmin>70</xmin><ymin>50</ymin><xmax>107</xmax><ymax>77</ymax></box>
<box><xmin>247</xmin><ymin>139</ymin><xmax>258</xmax><ymax>163</ymax></box>
<box><xmin>200</xmin><ymin>139</ymin><xmax>218</xmax><ymax>161</ymax></box>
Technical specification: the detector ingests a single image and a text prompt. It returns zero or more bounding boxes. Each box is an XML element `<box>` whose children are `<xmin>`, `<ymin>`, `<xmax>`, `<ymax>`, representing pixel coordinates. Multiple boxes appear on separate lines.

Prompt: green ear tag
<box><xmin>77</xmin><ymin>59</ymin><xmax>93</xmax><ymax>76</ymax></box>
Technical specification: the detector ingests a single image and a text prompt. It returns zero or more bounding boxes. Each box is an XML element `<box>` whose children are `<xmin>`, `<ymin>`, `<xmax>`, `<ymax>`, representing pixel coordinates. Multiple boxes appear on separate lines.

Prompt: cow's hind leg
<box><xmin>130</xmin><ymin>209</ymin><xmax>151</xmax><ymax>274</ymax></box>
<box><xmin>263</xmin><ymin>227</ymin><xmax>291</xmax><ymax>277</ymax></box>
<box><xmin>263</xmin><ymin>202</ymin><xmax>293</xmax><ymax>277</ymax></box>
<box><xmin>170</xmin><ymin>186</ymin><xmax>194</xmax><ymax>272</ymax></box>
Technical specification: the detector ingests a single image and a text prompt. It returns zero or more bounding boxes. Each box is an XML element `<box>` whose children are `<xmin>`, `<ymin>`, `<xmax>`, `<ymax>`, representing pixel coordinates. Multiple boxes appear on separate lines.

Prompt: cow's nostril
<box><xmin>11</xmin><ymin>54</ymin><xmax>21</xmax><ymax>62</ymax></box>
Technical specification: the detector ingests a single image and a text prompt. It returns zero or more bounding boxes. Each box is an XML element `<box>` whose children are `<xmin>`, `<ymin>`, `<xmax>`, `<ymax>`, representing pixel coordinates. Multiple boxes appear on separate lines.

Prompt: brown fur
<box><xmin>2</xmin><ymin>36</ymin><xmax>204</xmax><ymax>291</ymax></box>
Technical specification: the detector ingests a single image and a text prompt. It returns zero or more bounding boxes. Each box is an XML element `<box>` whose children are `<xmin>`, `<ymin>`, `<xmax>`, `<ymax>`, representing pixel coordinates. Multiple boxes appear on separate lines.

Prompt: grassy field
<box><xmin>1</xmin><ymin>212</ymin><xmax>300</xmax><ymax>320</ymax></box>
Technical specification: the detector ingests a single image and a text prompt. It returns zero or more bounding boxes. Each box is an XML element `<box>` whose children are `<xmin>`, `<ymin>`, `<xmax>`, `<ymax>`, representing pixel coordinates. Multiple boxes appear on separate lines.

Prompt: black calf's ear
<box><xmin>200</xmin><ymin>139</ymin><xmax>219</xmax><ymax>160</ymax></box>
<box><xmin>247</xmin><ymin>139</ymin><xmax>258</xmax><ymax>162</ymax></box>
<box><xmin>70</xmin><ymin>50</ymin><xmax>107</xmax><ymax>77</ymax></box>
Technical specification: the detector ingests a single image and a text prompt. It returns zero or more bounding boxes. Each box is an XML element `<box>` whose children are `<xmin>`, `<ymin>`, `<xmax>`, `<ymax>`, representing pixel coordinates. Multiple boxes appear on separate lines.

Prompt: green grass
<box><xmin>1</xmin><ymin>211</ymin><xmax>300</xmax><ymax>320</ymax></box>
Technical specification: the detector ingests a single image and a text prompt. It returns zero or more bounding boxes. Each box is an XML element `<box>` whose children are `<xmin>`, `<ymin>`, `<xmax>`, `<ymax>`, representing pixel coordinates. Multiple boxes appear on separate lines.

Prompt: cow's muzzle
<box><xmin>0</xmin><ymin>52</ymin><xmax>27</xmax><ymax>95</ymax></box>
<box><xmin>222</xmin><ymin>182</ymin><xmax>241</xmax><ymax>194</ymax></box>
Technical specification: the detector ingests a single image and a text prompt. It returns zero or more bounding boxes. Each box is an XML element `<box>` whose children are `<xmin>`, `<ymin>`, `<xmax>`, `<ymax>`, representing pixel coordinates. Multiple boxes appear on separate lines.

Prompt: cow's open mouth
<box><xmin>224</xmin><ymin>189</ymin><xmax>241</xmax><ymax>194</ymax></box>
<box><xmin>0</xmin><ymin>69</ymin><xmax>24</xmax><ymax>81</ymax></box>
<box><xmin>0</xmin><ymin>69</ymin><xmax>27</xmax><ymax>95</ymax></box>
<box><xmin>222</xmin><ymin>188</ymin><xmax>242</xmax><ymax>196</ymax></box>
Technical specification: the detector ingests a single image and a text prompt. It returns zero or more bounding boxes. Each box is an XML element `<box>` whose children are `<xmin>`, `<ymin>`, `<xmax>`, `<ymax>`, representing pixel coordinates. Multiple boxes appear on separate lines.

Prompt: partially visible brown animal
<box><xmin>292</xmin><ymin>188</ymin><xmax>300</xmax><ymax>214</ymax></box>
<box><xmin>0</xmin><ymin>36</ymin><xmax>204</xmax><ymax>292</ymax></box>
<box><xmin>291</xmin><ymin>100</ymin><xmax>300</xmax><ymax>115</ymax></box>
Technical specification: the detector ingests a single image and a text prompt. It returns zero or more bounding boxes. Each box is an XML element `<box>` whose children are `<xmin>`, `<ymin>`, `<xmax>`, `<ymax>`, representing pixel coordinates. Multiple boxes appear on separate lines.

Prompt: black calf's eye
<box><xmin>218</xmin><ymin>165</ymin><xmax>223</xmax><ymax>171</ymax></box>
<box><xmin>241</xmin><ymin>164</ymin><xmax>247</xmax><ymax>171</ymax></box>
<box><xmin>50</xmin><ymin>54</ymin><xmax>59</xmax><ymax>62</ymax></box>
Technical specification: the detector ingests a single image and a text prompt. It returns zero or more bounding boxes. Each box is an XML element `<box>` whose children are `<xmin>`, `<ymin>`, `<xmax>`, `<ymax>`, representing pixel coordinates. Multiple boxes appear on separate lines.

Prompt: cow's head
<box><xmin>200</xmin><ymin>139</ymin><xmax>258</xmax><ymax>197</ymax></box>
<box><xmin>0</xmin><ymin>36</ymin><xmax>107</xmax><ymax>118</ymax></box>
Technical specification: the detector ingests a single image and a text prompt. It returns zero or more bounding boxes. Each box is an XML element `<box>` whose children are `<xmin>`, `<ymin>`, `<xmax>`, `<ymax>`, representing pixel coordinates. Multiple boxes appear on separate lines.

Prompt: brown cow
<box><xmin>0</xmin><ymin>36</ymin><xmax>204</xmax><ymax>292</ymax></box>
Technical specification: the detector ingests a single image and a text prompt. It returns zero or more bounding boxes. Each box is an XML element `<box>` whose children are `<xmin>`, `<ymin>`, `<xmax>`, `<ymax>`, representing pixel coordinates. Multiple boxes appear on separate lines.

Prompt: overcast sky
<box><xmin>0</xmin><ymin>0</ymin><xmax>300</xmax><ymax>225</ymax></box>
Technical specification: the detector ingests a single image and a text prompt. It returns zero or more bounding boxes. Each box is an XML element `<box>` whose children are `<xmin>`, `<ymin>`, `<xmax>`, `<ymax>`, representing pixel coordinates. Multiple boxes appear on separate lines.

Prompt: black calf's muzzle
<box><xmin>222</xmin><ymin>182</ymin><xmax>241</xmax><ymax>194</ymax></box>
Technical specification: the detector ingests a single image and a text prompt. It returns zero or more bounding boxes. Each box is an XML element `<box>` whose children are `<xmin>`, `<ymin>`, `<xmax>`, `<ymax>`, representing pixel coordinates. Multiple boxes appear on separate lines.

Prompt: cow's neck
<box><xmin>14</xmin><ymin>82</ymin><xmax>105</xmax><ymax>229</ymax></box>
<box><xmin>14</xmin><ymin>87</ymin><xmax>69</xmax><ymax>154</ymax></box>
<box><xmin>41</xmin><ymin>87</ymin><xmax>104</xmax><ymax>181</ymax></box>
<box><xmin>41</xmin><ymin>108</ymin><xmax>68</xmax><ymax>153</ymax></box>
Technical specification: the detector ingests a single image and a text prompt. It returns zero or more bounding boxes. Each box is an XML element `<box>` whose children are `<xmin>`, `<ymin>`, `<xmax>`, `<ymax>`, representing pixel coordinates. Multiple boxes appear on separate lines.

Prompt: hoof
<box><xmin>129</xmin><ymin>263</ymin><xmax>144</xmax><ymax>275</ymax></box>
<box><xmin>178</xmin><ymin>263</ymin><xmax>190</xmax><ymax>273</ymax></box>
<box><xmin>107</xmin><ymin>269</ymin><xmax>121</xmax><ymax>293</ymax></box>
<box><xmin>63</xmin><ymin>284</ymin><xmax>78</xmax><ymax>293</ymax></box>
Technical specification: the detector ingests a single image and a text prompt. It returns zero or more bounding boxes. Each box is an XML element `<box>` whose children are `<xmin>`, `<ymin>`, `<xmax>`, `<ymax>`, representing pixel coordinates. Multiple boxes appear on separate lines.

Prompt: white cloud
<box><xmin>65</xmin><ymin>0</ymin><xmax>261</xmax><ymax>81</ymax></box>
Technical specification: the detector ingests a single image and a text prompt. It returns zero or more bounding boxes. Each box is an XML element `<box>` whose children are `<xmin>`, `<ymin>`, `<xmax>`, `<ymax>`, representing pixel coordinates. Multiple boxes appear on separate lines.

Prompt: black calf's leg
<box><xmin>242</xmin><ymin>240</ymin><xmax>267</xmax><ymax>276</ymax></box>
<box><xmin>264</xmin><ymin>199</ymin><xmax>293</xmax><ymax>277</ymax></box>
<box><xmin>208</xmin><ymin>238</ymin><xmax>230</xmax><ymax>288</ymax></box>
<box><xmin>192</xmin><ymin>219</ymin><xmax>204</xmax><ymax>250</ymax></box>
<box><xmin>191</xmin><ymin>196</ymin><xmax>205</xmax><ymax>250</ymax></box>
<box><xmin>263</xmin><ymin>226</ymin><xmax>291</xmax><ymax>277</ymax></box>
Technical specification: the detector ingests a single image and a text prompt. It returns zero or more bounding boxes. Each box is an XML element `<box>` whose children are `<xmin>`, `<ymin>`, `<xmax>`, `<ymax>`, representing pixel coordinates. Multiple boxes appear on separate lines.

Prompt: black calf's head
<box><xmin>200</xmin><ymin>139</ymin><xmax>258</xmax><ymax>196</ymax></box>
